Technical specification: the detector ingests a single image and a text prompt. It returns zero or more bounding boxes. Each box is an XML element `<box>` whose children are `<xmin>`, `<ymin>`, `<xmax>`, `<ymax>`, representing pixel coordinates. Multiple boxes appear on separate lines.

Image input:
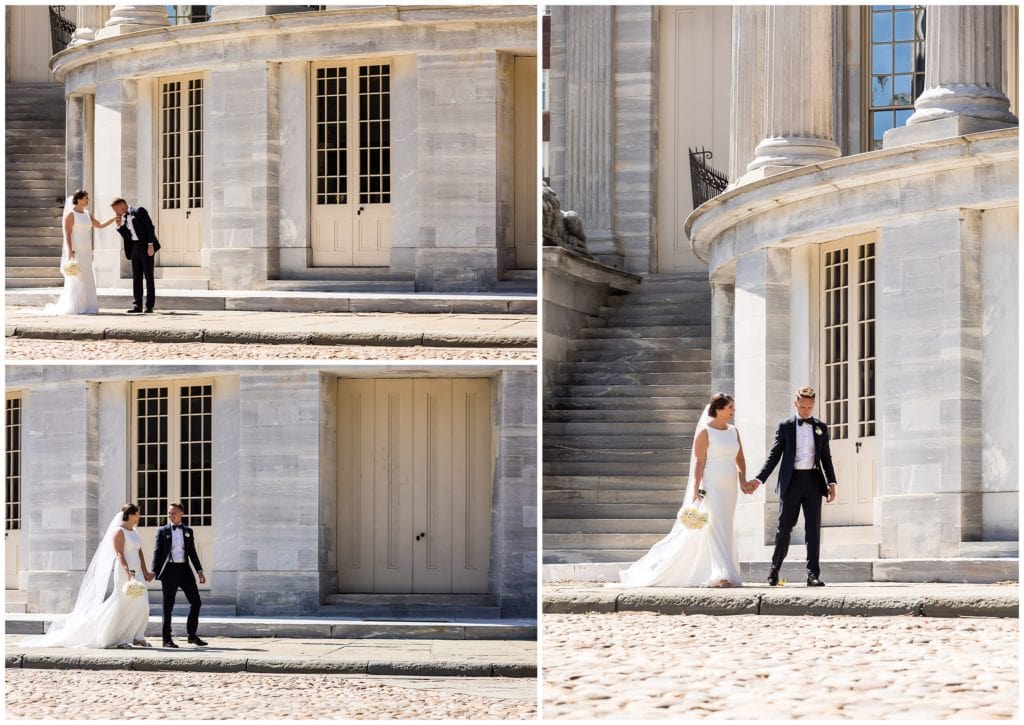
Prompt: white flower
<box><xmin>815</xmin><ymin>427</ymin><xmax>823</xmax><ymax>436</ymax></box>
<box><xmin>122</xmin><ymin>580</ymin><xmax>146</xmax><ymax>599</ymax></box>
<box><xmin>678</xmin><ymin>506</ymin><xmax>709</xmax><ymax>530</ymax></box>
<box><xmin>62</xmin><ymin>259</ymin><xmax>80</xmax><ymax>277</ymax></box>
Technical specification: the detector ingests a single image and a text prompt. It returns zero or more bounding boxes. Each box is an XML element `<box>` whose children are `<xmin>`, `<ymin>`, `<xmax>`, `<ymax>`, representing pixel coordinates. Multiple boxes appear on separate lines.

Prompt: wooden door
<box><xmin>337</xmin><ymin>379</ymin><xmax>493</xmax><ymax>593</ymax></box>
<box><xmin>820</xmin><ymin>237</ymin><xmax>877</xmax><ymax>526</ymax></box>
<box><xmin>5</xmin><ymin>394</ymin><xmax>23</xmax><ymax>590</ymax></box>
<box><xmin>132</xmin><ymin>380</ymin><xmax>214</xmax><ymax>587</ymax></box>
<box><xmin>158</xmin><ymin>75</ymin><xmax>204</xmax><ymax>266</ymax></box>
<box><xmin>311</xmin><ymin>61</ymin><xmax>392</xmax><ymax>267</ymax></box>
<box><xmin>513</xmin><ymin>55</ymin><xmax>538</xmax><ymax>269</ymax></box>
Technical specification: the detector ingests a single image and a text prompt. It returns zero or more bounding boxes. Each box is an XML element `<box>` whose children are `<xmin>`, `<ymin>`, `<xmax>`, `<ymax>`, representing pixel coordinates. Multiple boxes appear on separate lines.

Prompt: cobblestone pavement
<box><xmin>5</xmin><ymin>337</ymin><xmax>536</xmax><ymax>361</ymax></box>
<box><xmin>543</xmin><ymin>612</ymin><xmax>1018</xmax><ymax>719</ymax></box>
<box><xmin>6</xmin><ymin>669</ymin><xmax>537</xmax><ymax>720</ymax></box>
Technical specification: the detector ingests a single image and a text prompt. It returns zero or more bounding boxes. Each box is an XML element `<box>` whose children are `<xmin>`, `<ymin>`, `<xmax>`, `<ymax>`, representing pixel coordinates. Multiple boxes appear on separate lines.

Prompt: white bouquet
<box><xmin>62</xmin><ymin>259</ymin><xmax>80</xmax><ymax>276</ymax></box>
<box><xmin>678</xmin><ymin>505</ymin><xmax>709</xmax><ymax>530</ymax></box>
<box><xmin>122</xmin><ymin>579</ymin><xmax>146</xmax><ymax>599</ymax></box>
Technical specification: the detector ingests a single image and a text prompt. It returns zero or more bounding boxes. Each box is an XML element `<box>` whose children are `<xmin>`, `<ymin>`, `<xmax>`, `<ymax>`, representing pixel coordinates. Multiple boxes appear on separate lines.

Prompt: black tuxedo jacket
<box><xmin>153</xmin><ymin>523</ymin><xmax>203</xmax><ymax>580</ymax></box>
<box><xmin>756</xmin><ymin>416</ymin><xmax>838</xmax><ymax>498</ymax></box>
<box><xmin>116</xmin><ymin>206</ymin><xmax>161</xmax><ymax>259</ymax></box>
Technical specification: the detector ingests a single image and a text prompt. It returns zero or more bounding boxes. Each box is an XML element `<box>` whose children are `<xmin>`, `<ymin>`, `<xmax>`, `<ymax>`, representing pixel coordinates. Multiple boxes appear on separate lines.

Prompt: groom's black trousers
<box><xmin>160</xmin><ymin>562</ymin><xmax>201</xmax><ymax>639</ymax></box>
<box><xmin>130</xmin><ymin>241</ymin><xmax>155</xmax><ymax>310</ymax></box>
<box><xmin>771</xmin><ymin>470</ymin><xmax>824</xmax><ymax>578</ymax></box>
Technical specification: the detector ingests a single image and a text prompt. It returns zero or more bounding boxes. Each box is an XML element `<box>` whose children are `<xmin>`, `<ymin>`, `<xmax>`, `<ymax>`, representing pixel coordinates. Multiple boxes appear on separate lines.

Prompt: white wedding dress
<box><xmin>616</xmin><ymin>413</ymin><xmax>743</xmax><ymax>587</ymax></box>
<box><xmin>43</xmin><ymin>203</ymin><xmax>99</xmax><ymax>315</ymax></box>
<box><xmin>22</xmin><ymin>523</ymin><xmax>150</xmax><ymax>649</ymax></box>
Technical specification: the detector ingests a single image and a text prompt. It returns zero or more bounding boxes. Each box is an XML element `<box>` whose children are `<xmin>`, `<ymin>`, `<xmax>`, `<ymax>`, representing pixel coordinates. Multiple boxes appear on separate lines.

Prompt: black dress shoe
<box><xmin>163</xmin><ymin>639</ymin><xmax>178</xmax><ymax>648</ymax></box>
<box><xmin>187</xmin><ymin>635</ymin><xmax>208</xmax><ymax>646</ymax></box>
<box><xmin>807</xmin><ymin>576</ymin><xmax>826</xmax><ymax>587</ymax></box>
<box><xmin>767</xmin><ymin>566</ymin><xmax>780</xmax><ymax>586</ymax></box>
<box><xmin>127</xmin><ymin>307</ymin><xmax>143</xmax><ymax>314</ymax></box>
<box><xmin>144</xmin><ymin>307</ymin><xmax>154</xmax><ymax>313</ymax></box>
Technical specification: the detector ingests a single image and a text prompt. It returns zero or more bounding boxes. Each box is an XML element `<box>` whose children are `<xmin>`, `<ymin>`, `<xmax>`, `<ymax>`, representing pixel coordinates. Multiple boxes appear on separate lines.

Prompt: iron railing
<box><xmin>688</xmin><ymin>147</ymin><xmax>729</xmax><ymax>209</ymax></box>
<box><xmin>48</xmin><ymin>6</ymin><xmax>76</xmax><ymax>55</ymax></box>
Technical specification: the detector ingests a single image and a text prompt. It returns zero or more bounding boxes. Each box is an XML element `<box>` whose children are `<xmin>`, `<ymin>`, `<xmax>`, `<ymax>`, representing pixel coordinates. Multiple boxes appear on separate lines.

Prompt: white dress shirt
<box><xmin>794</xmin><ymin>418</ymin><xmax>816</xmax><ymax>470</ymax></box>
<box><xmin>171</xmin><ymin>525</ymin><xmax>186</xmax><ymax>563</ymax></box>
<box><xmin>121</xmin><ymin>206</ymin><xmax>139</xmax><ymax>241</ymax></box>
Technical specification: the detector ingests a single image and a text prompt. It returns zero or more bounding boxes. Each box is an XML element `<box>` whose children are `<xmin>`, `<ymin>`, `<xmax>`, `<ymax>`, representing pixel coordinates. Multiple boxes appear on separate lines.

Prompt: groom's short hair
<box><xmin>110</xmin><ymin>196</ymin><xmax>127</xmax><ymax>207</ymax></box>
<box><xmin>169</xmin><ymin>502</ymin><xmax>185</xmax><ymax>513</ymax></box>
<box><xmin>795</xmin><ymin>387</ymin><xmax>816</xmax><ymax>400</ymax></box>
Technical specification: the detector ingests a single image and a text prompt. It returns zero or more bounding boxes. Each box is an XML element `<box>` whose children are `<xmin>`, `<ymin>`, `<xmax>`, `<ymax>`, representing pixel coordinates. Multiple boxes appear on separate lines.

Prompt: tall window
<box><xmin>133</xmin><ymin>382</ymin><xmax>213</xmax><ymax>527</ymax></box>
<box><xmin>5</xmin><ymin>396</ymin><xmax>22</xmax><ymax>533</ymax></box>
<box><xmin>867</xmin><ymin>5</ymin><xmax>926</xmax><ymax>150</ymax></box>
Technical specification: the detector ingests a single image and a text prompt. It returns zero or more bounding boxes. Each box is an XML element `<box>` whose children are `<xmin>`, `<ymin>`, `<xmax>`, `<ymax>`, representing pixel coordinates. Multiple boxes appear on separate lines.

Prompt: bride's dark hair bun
<box><xmin>709</xmin><ymin>392</ymin><xmax>734</xmax><ymax>417</ymax></box>
<box><xmin>72</xmin><ymin>189</ymin><xmax>89</xmax><ymax>203</ymax></box>
<box><xmin>121</xmin><ymin>503</ymin><xmax>140</xmax><ymax>520</ymax></box>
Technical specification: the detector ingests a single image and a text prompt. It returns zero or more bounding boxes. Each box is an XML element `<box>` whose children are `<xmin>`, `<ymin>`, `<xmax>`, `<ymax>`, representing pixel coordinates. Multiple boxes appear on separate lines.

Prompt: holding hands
<box><xmin>740</xmin><ymin>479</ymin><xmax>761</xmax><ymax>495</ymax></box>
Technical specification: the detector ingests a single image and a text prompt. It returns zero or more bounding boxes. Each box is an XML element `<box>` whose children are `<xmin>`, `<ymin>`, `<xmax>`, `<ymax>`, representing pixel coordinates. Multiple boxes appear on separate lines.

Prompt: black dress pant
<box><xmin>160</xmin><ymin>562</ymin><xmax>201</xmax><ymax>639</ymax></box>
<box><xmin>771</xmin><ymin>470</ymin><xmax>825</xmax><ymax>578</ymax></box>
<box><xmin>131</xmin><ymin>242</ymin><xmax>155</xmax><ymax>310</ymax></box>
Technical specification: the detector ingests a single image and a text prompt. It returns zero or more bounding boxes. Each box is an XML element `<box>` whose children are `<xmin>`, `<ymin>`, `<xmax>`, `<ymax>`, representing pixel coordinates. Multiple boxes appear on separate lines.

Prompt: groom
<box><xmin>152</xmin><ymin>503</ymin><xmax>207</xmax><ymax>647</ymax></box>
<box><xmin>747</xmin><ymin>387</ymin><xmax>838</xmax><ymax>587</ymax></box>
<box><xmin>111</xmin><ymin>197</ymin><xmax>160</xmax><ymax>314</ymax></box>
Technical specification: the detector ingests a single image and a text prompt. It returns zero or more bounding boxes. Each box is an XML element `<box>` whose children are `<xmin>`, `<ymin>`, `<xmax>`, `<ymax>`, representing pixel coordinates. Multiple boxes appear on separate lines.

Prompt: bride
<box><xmin>22</xmin><ymin>504</ymin><xmax>155</xmax><ymax>649</ymax></box>
<box><xmin>43</xmin><ymin>189</ymin><xmax>115</xmax><ymax>316</ymax></box>
<box><xmin>616</xmin><ymin>393</ymin><xmax>748</xmax><ymax>588</ymax></box>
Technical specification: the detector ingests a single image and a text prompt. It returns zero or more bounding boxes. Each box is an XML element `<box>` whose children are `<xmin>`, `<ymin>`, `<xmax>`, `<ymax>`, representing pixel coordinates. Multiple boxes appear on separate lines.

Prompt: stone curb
<box><xmin>5</xmin><ymin>652</ymin><xmax>536</xmax><ymax>678</ymax></box>
<box><xmin>6</xmin><ymin>325</ymin><xmax>536</xmax><ymax>349</ymax></box>
<box><xmin>543</xmin><ymin>591</ymin><xmax>1019</xmax><ymax>618</ymax></box>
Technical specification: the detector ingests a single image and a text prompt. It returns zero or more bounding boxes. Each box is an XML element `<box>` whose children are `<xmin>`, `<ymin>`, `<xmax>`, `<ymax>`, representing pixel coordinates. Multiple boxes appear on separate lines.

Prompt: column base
<box><xmin>746</xmin><ymin>136</ymin><xmax>841</xmax><ymax>176</ymax></box>
<box><xmin>884</xmin><ymin>115</ymin><xmax>1019</xmax><ymax>148</ymax></box>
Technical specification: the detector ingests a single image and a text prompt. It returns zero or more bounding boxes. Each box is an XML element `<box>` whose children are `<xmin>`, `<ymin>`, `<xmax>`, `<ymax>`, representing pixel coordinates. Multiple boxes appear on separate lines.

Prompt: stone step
<box><xmin>544</xmin><ymin>460</ymin><xmax>689</xmax><ymax>476</ymax></box>
<box><xmin>324</xmin><ymin>593</ymin><xmax>498</xmax><ymax>607</ymax></box>
<box><xmin>5</xmin><ymin>256</ymin><xmax>62</xmax><ymax>267</ymax></box>
<box><xmin>546</xmin><ymin>396</ymin><xmax>708</xmax><ymax>411</ymax></box>
<box><xmin>554</xmin><ymin>372</ymin><xmax>710</xmax><ymax>386</ymax></box>
<box><xmin>6</xmin><ymin>277</ymin><xmax>65</xmax><ymax>288</ymax></box>
<box><xmin>543</xmin><ymin>549</ymin><xmax>650</xmax><ymax>565</ymax></box>
<box><xmin>543</xmin><ymin>407</ymin><xmax>703</xmax><ymax>421</ymax></box>
<box><xmin>543</xmin><ymin>503</ymin><xmax>678</xmax><ymax>521</ymax></box>
<box><xmin>544</xmin><ymin>475</ymin><xmax>685</xmax><ymax>491</ymax></box>
<box><xmin>544</xmin><ymin>518</ymin><xmax>679</xmax><ymax>534</ymax></box>
<box><xmin>578</xmin><ymin>325</ymin><xmax>711</xmax><ymax>339</ymax></box>
<box><xmin>544</xmin><ymin>488</ymin><xmax>683</xmax><ymax>505</ymax></box>
<box><xmin>544</xmin><ymin>532</ymin><xmax>668</xmax><ymax>549</ymax></box>
<box><xmin>544</xmin><ymin>447</ymin><xmax>688</xmax><ymax>464</ymax></box>
<box><xmin>6</xmin><ymin>169</ymin><xmax>73</xmax><ymax>181</ymax></box>
<box><xmin>544</xmin><ymin>421</ymin><xmax>698</xmax><ymax>436</ymax></box>
<box><xmin>960</xmin><ymin>541</ymin><xmax>1019</xmax><ymax>558</ymax></box>
<box><xmin>562</xmin><ymin>360</ymin><xmax>710</xmax><ymax>374</ymax></box>
<box><xmin>5</xmin><ymin>119</ymin><xmax>66</xmax><ymax>131</ymax></box>
<box><xmin>566</xmin><ymin>348</ymin><xmax>711</xmax><ymax>363</ymax></box>
<box><xmin>590</xmin><ymin>312</ymin><xmax>712</xmax><ymax>327</ymax></box>
<box><xmin>6</xmin><ymin>227</ymin><xmax>65</xmax><ymax>238</ymax></box>
<box><xmin>571</xmin><ymin>337</ymin><xmax>712</xmax><ymax>352</ymax></box>
<box><xmin>6</xmin><ymin>244</ymin><xmax>67</xmax><ymax>257</ymax></box>
<box><xmin>6</xmin><ymin>266</ymin><xmax>62</xmax><ymax>278</ymax></box>
<box><xmin>545</xmin><ymin>434</ymin><xmax>693</xmax><ymax>450</ymax></box>
<box><xmin>551</xmin><ymin>384</ymin><xmax>710</xmax><ymax>398</ymax></box>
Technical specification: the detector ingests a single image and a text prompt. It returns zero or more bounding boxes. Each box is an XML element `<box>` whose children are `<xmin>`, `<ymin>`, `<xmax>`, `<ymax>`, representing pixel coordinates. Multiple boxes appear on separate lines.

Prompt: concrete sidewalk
<box><xmin>544</xmin><ymin>582</ymin><xmax>1019</xmax><ymax>618</ymax></box>
<box><xmin>5</xmin><ymin>635</ymin><xmax>536</xmax><ymax>678</ymax></box>
<box><xmin>5</xmin><ymin>306</ymin><xmax>536</xmax><ymax>349</ymax></box>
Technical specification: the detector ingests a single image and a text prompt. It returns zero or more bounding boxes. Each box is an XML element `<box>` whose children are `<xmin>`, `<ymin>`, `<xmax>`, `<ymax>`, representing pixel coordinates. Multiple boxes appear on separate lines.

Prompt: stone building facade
<box><xmin>545</xmin><ymin>5</ymin><xmax>1018</xmax><ymax>568</ymax></box>
<box><xmin>33</xmin><ymin>5</ymin><xmax>537</xmax><ymax>292</ymax></box>
<box><xmin>5</xmin><ymin>364</ymin><xmax>537</xmax><ymax>617</ymax></box>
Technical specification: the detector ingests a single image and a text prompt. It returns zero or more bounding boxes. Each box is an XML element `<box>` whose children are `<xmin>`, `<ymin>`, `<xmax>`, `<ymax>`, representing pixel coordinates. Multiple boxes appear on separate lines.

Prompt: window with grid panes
<box><xmin>6</xmin><ymin>396</ymin><xmax>22</xmax><ymax>532</ymax></box>
<box><xmin>867</xmin><ymin>6</ymin><xmax>926</xmax><ymax>150</ymax></box>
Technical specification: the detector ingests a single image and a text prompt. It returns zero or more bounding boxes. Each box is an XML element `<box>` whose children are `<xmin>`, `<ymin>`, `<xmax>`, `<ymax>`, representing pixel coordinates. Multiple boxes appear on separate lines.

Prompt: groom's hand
<box><xmin>826</xmin><ymin>483</ymin><xmax>837</xmax><ymax>503</ymax></box>
<box><xmin>147</xmin><ymin>243</ymin><xmax>155</xmax><ymax>257</ymax></box>
<box><xmin>198</xmin><ymin>572</ymin><xmax>207</xmax><ymax>585</ymax></box>
<box><xmin>746</xmin><ymin>479</ymin><xmax>761</xmax><ymax>494</ymax></box>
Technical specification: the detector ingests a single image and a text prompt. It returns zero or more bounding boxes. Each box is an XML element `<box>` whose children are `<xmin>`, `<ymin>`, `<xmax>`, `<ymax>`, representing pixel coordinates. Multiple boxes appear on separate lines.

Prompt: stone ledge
<box><xmin>542</xmin><ymin>247</ymin><xmax>641</xmax><ymax>292</ymax></box>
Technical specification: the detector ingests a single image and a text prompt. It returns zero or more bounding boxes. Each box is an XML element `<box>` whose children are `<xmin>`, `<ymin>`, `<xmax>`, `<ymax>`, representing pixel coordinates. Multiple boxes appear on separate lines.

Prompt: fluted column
<box><xmin>70</xmin><ymin>6</ymin><xmax>112</xmax><ymax>46</ymax></box>
<box><xmin>885</xmin><ymin>5</ymin><xmax>1017</xmax><ymax>147</ymax></box>
<box><xmin>746</xmin><ymin>6</ymin><xmax>840</xmax><ymax>177</ymax></box>
<box><xmin>564</xmin><ymin>6</ymin><xmax>619</xmax><ymax>267</ymax></box>
<box><xmin>728</xmin><ymin>6</ymin><xmax>766</xmax><ymax>186</ymax></box>
<box><xmin>95</xmin><ymin>5</ymin><xmax>170</xmax><ymax>39</ymax></box>
<box><xmin>210</xmin><ymin>6</ymin><xmax>268</xmax><ymax>21</ymax></box>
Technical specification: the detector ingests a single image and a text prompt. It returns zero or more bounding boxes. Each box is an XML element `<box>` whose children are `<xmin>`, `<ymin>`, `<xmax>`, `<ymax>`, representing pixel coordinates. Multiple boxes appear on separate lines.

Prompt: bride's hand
<box><xmin>144</xmin><ymin>572</ymin><xmax>155</xmax><ymax>582</ymax></box>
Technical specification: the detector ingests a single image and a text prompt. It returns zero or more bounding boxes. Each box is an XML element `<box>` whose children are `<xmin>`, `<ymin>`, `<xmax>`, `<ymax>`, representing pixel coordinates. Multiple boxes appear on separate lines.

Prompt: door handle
<box><xmin>855</xmin><ymin>441</ymin><xmax>862</xmax><ymax>453</ymax></box>
<box><xmin>357</xmin><ymin>206</ymin><xmax>365</xmax><ymax>216</ymax></box>
<box><xmin>186</xmin><ymin>210</ymin><xmax>191</xmax><ymax>219</ymax></box>
<box><xmin>415</xmin><ymin>532</ymin><xmax>426</xmax><ymax>541</ymax></box>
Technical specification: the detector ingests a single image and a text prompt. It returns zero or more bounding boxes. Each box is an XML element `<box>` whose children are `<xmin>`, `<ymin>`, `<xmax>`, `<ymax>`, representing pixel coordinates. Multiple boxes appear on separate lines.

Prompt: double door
<box><xmin>158</xmin><ymin>74</ymin><xmax>205</xmax><ymax>266</ymax></box>
<box><xmin>337</xmin><ymin>379</ymin><xmax>493</xmax><ymax>593</ymax></box>
<box><xmin>820</xmin><ymin>236</ymin><xmax>878</xmax><ymax>526</ymax></box>
<box><xmin>311</xmin><ymin>61</ymin><xmax>393</xmax><ymax>266</ymax></box>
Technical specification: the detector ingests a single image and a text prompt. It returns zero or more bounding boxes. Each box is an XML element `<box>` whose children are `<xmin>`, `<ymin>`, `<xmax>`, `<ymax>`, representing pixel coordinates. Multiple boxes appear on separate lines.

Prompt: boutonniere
<box><xmin>184</xmin><ymin>531</ymin><xmax>192</xmax><ymax>538</ymax></box>
<box><xmin>815</xmin><ymin>427</ymin><xmax>823</xmax><ymax>436</ymax></box>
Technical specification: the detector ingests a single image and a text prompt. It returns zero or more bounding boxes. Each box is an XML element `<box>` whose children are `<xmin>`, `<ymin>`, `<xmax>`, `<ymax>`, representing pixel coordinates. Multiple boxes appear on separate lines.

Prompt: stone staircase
<box><xmin>320</xmin><ymin>593</ymin><xmax>503</xmax><ymax>620</ymax></box>
<box><xmin>6</xmin><ymin>82</ymin><xmax>67</xmax><ymax>289</ymax></box>
<box><xmin>543</xmin><ymin>272</ymin><xmax>713</xmax><ymax>564</ymax></box>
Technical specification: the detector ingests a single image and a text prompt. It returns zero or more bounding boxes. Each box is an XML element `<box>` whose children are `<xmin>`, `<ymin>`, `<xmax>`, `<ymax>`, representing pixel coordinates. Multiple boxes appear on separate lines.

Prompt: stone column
<box><xmin>489</xmin><ymin>369</ymin><xmax>538</xmax><ymax>617</ymax></box>
<box><xmin>210</xmin><ymin>6</ymin><xmax>268</xmax><ymax>21</ymax></box>
<box><xmin>95</xmin><ymin>5</ymin><xmax>170</xmax><ymax>39</ymax></box>
<box><xmin>746</xmin><ymin>6</ymin><xmax>840</xmax><ymax>178</ymax></box>
<box><xmin>206</xmin><ymin>63</ymin><xmax>279</xmax><ymax>290</ymax></box>
<box><xmin>563</xmin><ymin>5</ymin><xmax>620</xmax><ymax>267</ymax></box>
<box><xmin>23</xmin><ymin>382</ymin><xmax>100</xmax><ymax>613</ymax></box>
<box><xmin>710</xmin><ymin>276</ymin><xmax>736</xmax><ymax>396</ymax></box>
<box><xmin>93</xmin><ymin>79</ymin><xmax>138</xmax><ymax>286</ymax></box>
<box><xmin>70</xmin><ymin>5</ymin><xmax>113</xmax><ymax>46</ymax></box>
<box><xmin>885</xmin><ymin>5</ymin><xmax>1017</xmax><ymax>148</ymax></box>
<box><xmin>728</xmin><ymin>6</ymin><xmax>767</xmax><ymax>185</ymax></box>
<box><xmin>877</xmin><ymin>210</ymin><xmax>983</xmax><ymax>558</ymax></box>
<box><xmin>65</xmin><ymin>95</ymin><xmax>86</xmax><ymax>193</ymax></box>
<box><xmin>236</xmin><ymin>369</ymin><xmax>322</xmax><ymax>615</ymax></box>
<box><xmin>733</xmin><ymin>248</ymin><xmax>792</xmax><ymax>553</ymax></box>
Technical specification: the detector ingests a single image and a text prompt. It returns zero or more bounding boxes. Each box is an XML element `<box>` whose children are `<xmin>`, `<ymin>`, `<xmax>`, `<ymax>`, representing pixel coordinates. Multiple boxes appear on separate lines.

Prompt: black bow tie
<box><xmin>172</xmin><ymin>525</ymin><xmax>182</xmax><ymax>530</ymax></box>
<box><xmin>798</xmin><ymin>418</ymin><xmax>811</xmax><ymax>426</ymax></box>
